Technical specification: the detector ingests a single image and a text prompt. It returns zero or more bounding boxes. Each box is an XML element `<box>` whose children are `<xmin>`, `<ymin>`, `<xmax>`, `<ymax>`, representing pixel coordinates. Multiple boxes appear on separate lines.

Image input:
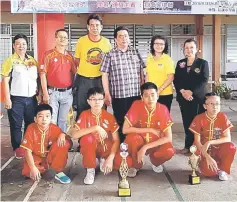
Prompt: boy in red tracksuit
<box><xmin>123</xmin><ymin>82</ymin><xmax>175</xmax><ymax>177</ymax></box>
<box><xmin>20</xmin><ymin>104</ymin><xmax>72</xmax><ymax>184</ymax></box>
<box><xmin>189</xmin><ymin>92</ymin><xmax>236</xmax><ymax>181</ymax></box>
<box><xmin>69</xmin><ymin>87</ymin><xmax>132</xmax><ymax>185</ymax></box>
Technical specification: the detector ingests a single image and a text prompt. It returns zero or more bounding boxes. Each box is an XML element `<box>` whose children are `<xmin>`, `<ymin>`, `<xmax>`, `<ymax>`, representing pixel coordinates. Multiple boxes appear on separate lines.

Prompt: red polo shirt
<box><xmin>40</xmin><ymin>49</ymin><xmax>76</xmax><ymax>88</ymax></box>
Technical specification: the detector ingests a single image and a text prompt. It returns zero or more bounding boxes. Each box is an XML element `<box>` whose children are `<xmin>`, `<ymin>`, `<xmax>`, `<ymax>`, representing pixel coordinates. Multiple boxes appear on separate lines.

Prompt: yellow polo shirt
<box><xmin>75</xmin><ymin>35</ymin><xmax>112</xmax><ymax>77</ymax></box>
<box><xmin>146</xmin><ymin>53</ymin><xmax>175</xmax><ymax>96</ymax></box>
<box><xmin>1</xmin><ymin>53</ymin><xmax>38</xmax><ymax>97</ymax></box>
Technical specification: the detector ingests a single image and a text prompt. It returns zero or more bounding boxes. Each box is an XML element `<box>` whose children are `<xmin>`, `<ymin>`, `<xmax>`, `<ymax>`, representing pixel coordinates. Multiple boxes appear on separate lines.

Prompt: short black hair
<box><xmin>114</xmin><ymin>26</ymin><xmax>129</xmax><ymax>39</ymax></box>
<box><xmin>87</xmin><ymin>14</ymin><xmax>103</xmax><ymax>25</ymax></box>
<box><xmin>87</xmin><ymin>87</ymin><xmax>105</xmax><ymax>99</ymax></box>
<box><xmin>55</xmin><ymin>28</ymin><xmax>68</xmax><ymax>37</ymax></box>
<box><xmin>204</xmin><ymin>92</ymin><xmax>219</xmax><ymax>103</ymax></box>
<box><xmin>13</xmin><ymin>34</ymin><xmax>28</xmax><ymax>45</ymax></box>
<box><xmin>150</xmin><ymin>35</ymin><xmax>169</xmax><ymax>55</ymax></box>
<box><xmin>184</xmin><ymin>38</ymin><xmax>197</xmax><ymax>48</ymax></box>
<box><xmin>35</xmin><ymin>104</ymin><xmax>53</xmax><ymax>116</ymax></box>
<box><xmin>140</xmin><ymin>82</ymin><xmax>158</xmax><ymax>95</ymax></box>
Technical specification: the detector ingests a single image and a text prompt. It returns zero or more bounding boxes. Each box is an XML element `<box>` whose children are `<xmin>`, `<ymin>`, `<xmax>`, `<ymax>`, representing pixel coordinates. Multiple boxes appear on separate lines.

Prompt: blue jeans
<box><xmin>7</xmin><ymin>95</ymin><xmax>37</xmax><ymax>150</ymax></box>
<box><xmin>48</xmin><ymin>88</ymin><xmax>73</xmax><ymax>132</ymax></box>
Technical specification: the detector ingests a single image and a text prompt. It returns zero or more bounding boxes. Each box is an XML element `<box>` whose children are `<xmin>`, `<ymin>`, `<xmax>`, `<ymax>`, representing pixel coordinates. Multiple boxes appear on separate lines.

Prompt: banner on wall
<box><xmin>11</xmin><ymin>0</ymin><xmax>237</xmax><ymax>15</ymax></box>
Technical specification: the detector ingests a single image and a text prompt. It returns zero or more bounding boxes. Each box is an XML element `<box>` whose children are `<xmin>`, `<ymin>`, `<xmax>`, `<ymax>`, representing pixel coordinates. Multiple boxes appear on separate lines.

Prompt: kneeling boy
<box><xmin>189</xmin><ymin>92</ymin><xmax>236</xmax><ymax>181</ymax></box>
<box><xmin>123</xmin><ymin>82</ymin><xmax>175</xmax><ymax>177</ymax></box>
<box><xmin>69</xmin><ymin>87</ymin><xmax>131</xmax><ymax>185</ymax></box>
<box><xmin>20</xmin><ymin>104</ymin><xmax>72</xmax><ymax>184</ymax></box>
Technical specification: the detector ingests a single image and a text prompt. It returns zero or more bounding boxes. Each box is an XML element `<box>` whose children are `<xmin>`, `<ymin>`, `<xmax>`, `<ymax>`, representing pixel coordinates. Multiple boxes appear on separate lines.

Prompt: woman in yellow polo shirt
<box><xmin>146</xmin><ymin>35</ymin><xmax>175</xmax><ymax>111</ymax></box>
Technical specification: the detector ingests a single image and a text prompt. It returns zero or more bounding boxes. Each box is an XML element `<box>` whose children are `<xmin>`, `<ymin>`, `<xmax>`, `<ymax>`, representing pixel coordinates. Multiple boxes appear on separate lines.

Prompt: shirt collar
<box><xmin>13</xmin><ymin>52</ymin><xmax>30</xmax><ymax>60</ymax></box>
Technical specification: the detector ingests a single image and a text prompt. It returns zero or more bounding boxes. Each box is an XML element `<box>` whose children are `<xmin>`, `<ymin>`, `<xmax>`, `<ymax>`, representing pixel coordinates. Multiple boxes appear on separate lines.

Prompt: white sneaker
<box><xmin>99</xmin><ymin>158</ymin><xmax>105</xmax><ymax>173</ymax></box>
<box><xmin>218</xmin><ymin>170</ymin><xmax>228</xmax><ymax>181</ymax></box>
<box><xmin>152</xmin><ymin>165</ymin><xmax>163</xmax><ymax>173</ymax></box>
<box><xmin>127</xmin><ymin>168</ymin><xmax>138</xmax><ymax>178</ymax></box>
<box><xmin>84</xmin><ymin>168</ymin><xmax>95</xmax><ymax>185</ymax></box>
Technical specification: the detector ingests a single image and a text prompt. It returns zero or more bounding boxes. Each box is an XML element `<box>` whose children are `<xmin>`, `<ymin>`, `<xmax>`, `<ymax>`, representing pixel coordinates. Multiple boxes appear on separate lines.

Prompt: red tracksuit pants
<box><xmin>80</xmin><ymin>134</ymin><xmax>132</xmax><ymax>169</ymax></box>
<box><xmin>22</xmin><ymin>140</ymin><xmax>71</xmax><ymax>177</ymax></box>
<box><xmin>124</xmin><ymin>133</ymin><xmax>175</xmax><ymax>169</ymax></box>
<box><xmin>198</xmin><ymin>142</ymin><xmax>236</xmax><ymax>176</ymax></box>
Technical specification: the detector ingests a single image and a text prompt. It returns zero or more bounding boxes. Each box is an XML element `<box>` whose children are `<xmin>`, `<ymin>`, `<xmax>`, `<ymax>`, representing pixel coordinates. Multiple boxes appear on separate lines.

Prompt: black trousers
<box><xmin>75</xmin><ymin>75</ymin><xmax>103</xmax><ymax>120</ymax></box>
<box><xmin>178</xmin><ymin>100</ymin><xmax>205</xmax><ymax>149</ymax></box>
<box><xmin>112</xmin><ymin>96</ymin><xmax>140</xmax><ymax>143</ymax></box>
<box><xmin>8</xmin><ymin>95</ymin><xmax>38</xmax><ymax>150</ymax></box>
<box><xmin>158</xmin><ymin>94</ymin><xmax>173</xmax><ymax>112</ymax></box>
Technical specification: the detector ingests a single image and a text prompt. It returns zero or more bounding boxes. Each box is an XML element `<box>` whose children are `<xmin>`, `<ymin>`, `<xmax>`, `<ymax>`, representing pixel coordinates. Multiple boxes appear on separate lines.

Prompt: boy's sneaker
<box><xmin>84</xmin><ymin>168</ymin><xmax>95</xmax><ymax>185</ymax></box>
<box><xmin>127</xmin><ymin>168</ymin><xmax>138</xmax><ymax>178</ymax></box>
<box><xmin>99</xmin><ymin>158</ymin><xmax>105</xmax><ymax>173</ymax></box>
<box><xmin>152</xmin><ymin>164</ymin><xmax>163</xmax><ymax>173</ymax></box>
<box><xmin>15</xmin><ymin>148</ymin><xmax>25</xmax><ymax>159</ymax></box>
<box><xmin>55</xmin><ymin>172</ymin><xmax>71</xmax><ymax>184</ymax></box>
<box><xmin>218</xmin><ymin>170</ymin><xmax>228</xmax><ymax>181</ymax></box>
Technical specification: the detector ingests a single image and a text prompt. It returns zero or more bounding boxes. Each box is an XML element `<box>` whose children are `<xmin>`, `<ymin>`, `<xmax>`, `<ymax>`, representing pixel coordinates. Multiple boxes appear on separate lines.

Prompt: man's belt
<box><xmin>48</xmin><ymin>86</ymin><xmax>72</xmax><ymax>92</ymax></box>
<box><xmin>79</xmin><ymin>75</ymin><xmax>102</xmax><ymax>80</ymax></box>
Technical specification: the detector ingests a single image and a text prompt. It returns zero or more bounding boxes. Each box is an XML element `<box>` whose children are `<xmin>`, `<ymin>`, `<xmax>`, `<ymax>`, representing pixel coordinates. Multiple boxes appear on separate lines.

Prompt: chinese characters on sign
<box><xmin>11</xmin><ymin>0</ymin><xmax>237</xmax><ymax>14</ymax></box>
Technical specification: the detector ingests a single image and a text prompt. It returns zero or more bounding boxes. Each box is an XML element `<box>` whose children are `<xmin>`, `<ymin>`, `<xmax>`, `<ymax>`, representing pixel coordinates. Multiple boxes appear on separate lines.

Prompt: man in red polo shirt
<box><xmin>40</xmin><ymin>29</ymin><xmax>76</xmax><ymax>132</ymax></box>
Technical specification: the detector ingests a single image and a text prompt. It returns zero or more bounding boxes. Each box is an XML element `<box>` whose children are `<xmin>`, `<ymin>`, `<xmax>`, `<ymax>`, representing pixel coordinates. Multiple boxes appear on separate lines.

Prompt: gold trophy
<box><xmin>188</xmin><ymin>145</ymin><xmax>201</xmax><ymax>185</ymax></box>
<box><xmin>118</xmin><ymin>143</ymin><xmax>131</xmax><ymax>197</ymax></box>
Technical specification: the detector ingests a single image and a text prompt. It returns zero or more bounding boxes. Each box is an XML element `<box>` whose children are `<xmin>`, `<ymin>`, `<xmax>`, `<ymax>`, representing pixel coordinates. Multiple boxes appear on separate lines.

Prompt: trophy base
<box><xmin>118</xmin><ymin>185</ymin><xmax>131</xmax><ymax>197</ymax></box>
<box><xmin>189</xmin><ymin>174</ymin><xmax>200</xmax><ymax>185</ymax></box>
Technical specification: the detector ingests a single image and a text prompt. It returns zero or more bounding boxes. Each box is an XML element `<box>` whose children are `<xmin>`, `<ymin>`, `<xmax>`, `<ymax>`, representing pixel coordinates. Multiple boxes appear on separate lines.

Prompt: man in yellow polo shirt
<box><xmin>146</xmin><ymin>35</ymin><xmax>175</xmax><ymax>111</ymax></box>
<box><xmin>1</xmin><ymin>34</ymin><xmax>38</xmax><ymax>159</ymax></box>
<box><xmin>74</xmin><ymin>14</ymin><xmax>112</xmax><ymax>119</ymax></box>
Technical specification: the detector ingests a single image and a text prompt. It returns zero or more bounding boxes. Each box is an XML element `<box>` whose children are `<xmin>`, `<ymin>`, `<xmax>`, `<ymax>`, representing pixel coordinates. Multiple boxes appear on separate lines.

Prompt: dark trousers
<box><xmin>7</xmin><ymin>95</ymin><xmax>38</xmax><ymax>150</ymax></box>
<box><xmin>158</xmin><ymin>94</ymin><xmax>173</xmax><ymax>112</ymax></box>
<box><xmin>179</xmin><ymin>100</ymin><xmax>205</xmax><ymax>149</ymax></box>
<box><xmin>112</xmin><ymin>96</ymin><xmax>140</xmax><ymax>143</ymax></box>
<box><xmin>75</xmin><ymin>75</ymin><xmax>103</xmax><ymax>120</ymax></box>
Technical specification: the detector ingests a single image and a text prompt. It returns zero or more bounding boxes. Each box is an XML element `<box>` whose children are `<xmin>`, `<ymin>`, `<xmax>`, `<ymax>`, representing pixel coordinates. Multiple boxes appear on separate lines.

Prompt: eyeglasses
<box><xmin>56</xmin><ymin>36</ymin><xmax>68</xmax><ymax>40</ymax></box>
<box><xmin>154</xmin><ymin>43</ymin><xmax>165</xmax><ymax>46</ymax></box>
<box><xmin>88</xmin><ymin>98</ymin><xmax>104</xmax><ymax>102</ymax></box>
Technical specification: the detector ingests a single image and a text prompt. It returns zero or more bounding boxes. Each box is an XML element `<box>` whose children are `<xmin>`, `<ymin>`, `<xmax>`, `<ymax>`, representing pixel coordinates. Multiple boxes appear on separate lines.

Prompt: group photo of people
<box><xmin>1</xmin><ymin>13</ymin><xmax>236</xmax><ymax>187</ymax></box>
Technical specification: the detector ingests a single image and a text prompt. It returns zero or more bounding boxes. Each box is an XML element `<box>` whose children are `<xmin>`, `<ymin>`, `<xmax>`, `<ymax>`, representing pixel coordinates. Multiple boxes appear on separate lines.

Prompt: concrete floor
<box><xmin>1</xmin><ymin>99</ymin><xmax>237</xmax><ymax>201</ymax></box>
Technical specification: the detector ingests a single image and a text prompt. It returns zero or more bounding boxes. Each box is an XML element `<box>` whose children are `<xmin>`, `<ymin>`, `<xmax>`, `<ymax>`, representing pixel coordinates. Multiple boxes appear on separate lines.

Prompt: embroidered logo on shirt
<box><xmin>102</xmin><ymin>122</ymin><xmax>108</xmax><ymax>128</ymax></box>
<box><xmin>77</xmin><ymin>119</ymin><xmax>81</xmax><ymax>123</ymax></box>
<box><xmin>179</xmin><ymin>62</ymin><xmax>186</xmax><ymax>68</ymax></box>
<box><xmin>194</xmin><ymin>68</ymin><xmax>200</xmax><ymax>73</ymax></box>
<box><xmin>13</xmin><ymin>61</ymin><xmax>20</xmax><ymax>65</ymax></box>
<box><xmin>54</xmin><ymin>58</ymin><xmax>58</xmax><ymax>62</ymax></box>
<box><xmin>157</xmin><ymin>122</ymin><xmax>160</xmax><ymax>126</ymax></box>
<box><xmin>213</xmin><ymin>127</ymin><xmax>222</xmax><ymax>139</ymax></box>
<box><xmin>104</xmin><ymin>119</ymin><xmax>109</xmax><ymax>124</ymax></box>
<box><xmin>28</xmin><ymin>61</ymin><xmax>34</xmax><ymax>67</ymax></box>
<box><xmin>23</xmin><ymin>139</ymin><xmax>27</xmax><ymax>144</ymax></box>
<box><xmin>158</xmin><ymin>64</ymin><xmax>163</xmax><ymax>68</ymax></box>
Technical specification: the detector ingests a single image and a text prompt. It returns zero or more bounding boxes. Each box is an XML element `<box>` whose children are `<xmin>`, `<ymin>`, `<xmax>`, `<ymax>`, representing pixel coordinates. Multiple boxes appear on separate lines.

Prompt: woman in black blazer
<box><xmin>173</xmin><ymin>38</ymin><xmax>209</xmax><ymax>154</ymax></box>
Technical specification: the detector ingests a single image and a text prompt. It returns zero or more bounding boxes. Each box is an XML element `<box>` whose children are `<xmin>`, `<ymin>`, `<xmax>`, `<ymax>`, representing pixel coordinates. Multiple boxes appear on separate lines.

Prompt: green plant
<box><xmin>214</xmin><ymin>80</ymin><xmax>232</xmax><ymax>98</ymax></box>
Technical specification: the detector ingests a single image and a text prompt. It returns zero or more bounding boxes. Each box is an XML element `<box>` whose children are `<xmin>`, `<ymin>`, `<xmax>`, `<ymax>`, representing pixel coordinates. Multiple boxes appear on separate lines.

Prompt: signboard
<box><xmin>11</xmin><ymin>0</ymin><xmax>237</xmax><ymax>14</ymax></box>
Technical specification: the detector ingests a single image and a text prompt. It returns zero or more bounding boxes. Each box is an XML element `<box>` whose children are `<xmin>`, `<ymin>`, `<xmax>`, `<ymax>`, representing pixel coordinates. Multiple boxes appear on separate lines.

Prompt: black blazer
<box><xmin>173</xmin><ymin>57</ymin><xmax>209</xmax><ymax>104</ymax></box>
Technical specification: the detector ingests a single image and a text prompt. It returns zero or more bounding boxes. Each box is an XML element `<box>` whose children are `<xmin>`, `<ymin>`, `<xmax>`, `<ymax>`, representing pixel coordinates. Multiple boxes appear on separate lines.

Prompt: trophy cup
<box><xmin>118</xmin><ymin>143</ymin><xmax>131</xmax><ymax>197</ymax></box>
<box><xmin>188</xmin><ymin>145</ymin><xmax>201</xmax><ymax>185</ymax></box>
